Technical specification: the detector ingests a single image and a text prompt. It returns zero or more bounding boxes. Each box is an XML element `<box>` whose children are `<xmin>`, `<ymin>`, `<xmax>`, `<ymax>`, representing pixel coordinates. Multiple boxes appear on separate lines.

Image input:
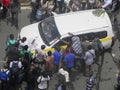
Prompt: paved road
<box><xmin>0</xmin><ymin>7</ymin><xmax>120</xmax><ymax>90</ymax></box>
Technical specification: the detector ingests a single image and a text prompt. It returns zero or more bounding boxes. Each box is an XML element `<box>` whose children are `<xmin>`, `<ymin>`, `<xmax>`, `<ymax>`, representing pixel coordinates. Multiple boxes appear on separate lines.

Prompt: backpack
<box><xmin>0</xmin><ymin>69</ymin><xmax>9</xmax><ymax>81</ymax></box>
<box><xmin>11</xmin><ymin>61</ymin><xmax>20</xmax><ymax>75</ymax></box>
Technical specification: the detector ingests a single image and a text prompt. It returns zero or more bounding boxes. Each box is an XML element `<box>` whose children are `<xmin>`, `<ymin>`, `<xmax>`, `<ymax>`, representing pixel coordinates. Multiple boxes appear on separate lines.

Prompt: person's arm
<box><xmin>68</xmin><ymin>32</ymin><xmax>74</xmax><ymax>36</ymax></box>
<box><xmin>60</xmin><ymin>39</ymin><xmax>70</xmax><ymax>45</ymax></box>
<box><xmin>18</xmin><ymin>2</ymin><xmax>21</xmax><ymax>13</ymax></box>
<box><xmin>37</xmin><ymin>76</ymin><xmax>41</xmax><ymax>83</ymax></box>
<box><xmin>18</xmin><ymin>61</ymin><xmax>22</xmax><ymax>68</ymax></box>
<box><xmin>9</xmin><ymin>62</ymin><xmax>12</xmax><ymax>68</ymax></box>
<box><xmin>102</xmin><ymin>0</ymin><xmax>112</xmax><ymax>9</ymax></box>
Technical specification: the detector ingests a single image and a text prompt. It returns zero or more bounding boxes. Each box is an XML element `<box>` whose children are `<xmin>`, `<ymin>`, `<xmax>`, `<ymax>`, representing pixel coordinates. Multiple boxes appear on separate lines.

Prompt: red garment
<box><xmin>64</xmin><ymin>47</ymin><xmax>73</xmax><ymax>56</ymax></box>
<box><xmin>2</xmin><ymin>0</ymin><xmax>11</xmax><ymax>8</ymax></box>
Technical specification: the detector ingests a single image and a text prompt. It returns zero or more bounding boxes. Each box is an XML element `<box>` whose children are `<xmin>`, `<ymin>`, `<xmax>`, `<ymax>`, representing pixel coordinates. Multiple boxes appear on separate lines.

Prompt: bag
<box><xmin>0</xmin><ymin>70</ymin><xmax>8</xmax><ymax>81</ymax></box>
<box><xmin>88</xmin><ymin>51</ymin><xmax>96</xmax><ymax>62</ymax></box>
<box><xmin>11</xmin><ymin>61</ymin><xmax>19</xmax><ymax>74</ymax></box>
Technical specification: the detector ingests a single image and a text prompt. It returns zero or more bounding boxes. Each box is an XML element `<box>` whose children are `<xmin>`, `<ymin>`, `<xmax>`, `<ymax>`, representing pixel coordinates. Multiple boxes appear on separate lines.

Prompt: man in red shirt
<box><xmin>1</xmin><ymin>0</ymin><xmax>11</xmax><ymax>18</ymax></box>
<box><xmin>2</xmin><ymin>0</ymin><xmax>11</xmax><ymax>8</ymax></box>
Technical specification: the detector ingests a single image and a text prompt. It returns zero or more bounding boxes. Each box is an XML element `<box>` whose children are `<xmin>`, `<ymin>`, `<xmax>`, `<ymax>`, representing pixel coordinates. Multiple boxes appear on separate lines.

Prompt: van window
<box><xmin>54</xmin><ymin>37</ymin><xmax>72</xmax><ymax>47</ymax></box>
<box><xmin>96</xmin><ymin>31</ymin><xmax>107</xmax><ymax>39</ymax></box>
<box><xmin>38</xmin><ymin>17</ymin><xmax>61</xmax><ymax>46</ymax></box>
<box><xmin>79</xmin><ymin>31</ymin><xmax>107</xmax><ymax>41</ymax></box>
<box><xmin>54</xmin><ymin>31</ymin><xmax>107</xmax><ymax>47</ymax></box>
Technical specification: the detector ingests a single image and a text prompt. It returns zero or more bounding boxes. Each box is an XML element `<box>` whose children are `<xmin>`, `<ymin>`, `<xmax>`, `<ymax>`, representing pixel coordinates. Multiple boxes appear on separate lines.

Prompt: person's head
<box><xmin>54</xmin><ymin>46</ymin><xmax>60</xmax><ymax>52</ymax></box>
<box><xmin>23</xmin><ymin>45</ymin><xmax>28</xmax><ymax>50</ymax></box>
<box><xmin>92</xmin><ymin>33</ymin><xmax>98</xmax><ymax>39</ymax></box>
<box><xmin>21</xmin><ymin>37</ymin><xmax>27</xmax><ymax>43</ymax></box>
<box><xmin>10</xmin><ymin>34</ymin><xmax>14</xmax><ymax>40</ymax></box>
<box><xmin>41</xmin><ymin>45</ymin><xmax>46</xmax><ymax>50</ymax></box>
<box><xmin>87</xmin><ymin>45</ymin><xmax>92</xmax><ymax>50</ymax></box>
<box><xmin>41</xmin><ymin>71</ymin><xmax>48</xmax><ymax>78</ymax></box>
<box><xmin>47</xmin><ymin>51</ymin><xmax>52</xmax><ymax>56</ymax></box>
<box><xmin>13</xmin><ymin>57</ymin><xmax>19</xmax><ymax>61</ymax></box>
<box><xmin>71</xmin><ymin>36</ymin><xmax>80</xmax><ymax>43</ymax></box>
<box><xmin>65</xmin><ymin>48</ymin><xmax>70</xmax><ymax>54</ymax></box>
<box><xmin>68</xmin><ymin>32</ymin><xmax>74</xmax><ymax>36</ymax></box>
<box><xmin>24</xmin><ymin>53</ymin><xmax>30</xmax><ymax>60</ymax></box>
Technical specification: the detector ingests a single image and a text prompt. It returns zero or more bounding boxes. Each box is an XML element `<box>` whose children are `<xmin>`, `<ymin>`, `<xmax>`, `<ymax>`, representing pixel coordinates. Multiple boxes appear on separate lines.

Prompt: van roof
<box><xmin>54</xmin><ymin>9</ymin><xmax>110</xmax><ymax>36</ymax></box>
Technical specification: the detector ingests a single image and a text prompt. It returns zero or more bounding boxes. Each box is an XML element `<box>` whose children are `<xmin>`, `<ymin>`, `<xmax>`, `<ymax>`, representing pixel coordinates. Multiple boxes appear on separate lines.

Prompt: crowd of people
<box><xmin>0</xmin><ymin>0</ymin><xmax>120</xmax><ymax>90</ymax></box>
<box><xmin>0</xmin><ymin>32</ymin><xmax>104</xmax><ymax>90</ymax></box>
<box><xmin>0</xmin><ymin>0</ymin><xmax>21</xmax><ymax>29</ymax></box>
<box><xmin>29</xmin><ymin>0</ymin><xmax>120</xmax><ymax>23</ymax></box>
<box><xmin>0</xmin><ymin>0</ymin><xmax>120</xmax><ymax>28</ymax></box>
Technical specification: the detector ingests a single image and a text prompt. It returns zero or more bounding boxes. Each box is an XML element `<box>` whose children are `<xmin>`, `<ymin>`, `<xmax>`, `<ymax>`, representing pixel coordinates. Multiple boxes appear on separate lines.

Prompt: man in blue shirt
<box><xmin>64</xmin><ymin>48</ymin><xmax>76</xmax><ymax>73</ymax></box>
<box><xmin>53</xmin><ymin>46</ymin><xmax>62</xmax><ymax>73</ymax></box>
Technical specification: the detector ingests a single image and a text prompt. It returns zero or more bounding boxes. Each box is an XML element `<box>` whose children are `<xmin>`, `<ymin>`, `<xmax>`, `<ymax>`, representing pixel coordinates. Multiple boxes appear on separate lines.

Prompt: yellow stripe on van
<box><xmin>45</xmin><ymin>45</ymin><xmax>67</xmax><ymax>53</ymax></box>
<box><xmin>100</xmin><ymin>37</ymin><xmax>112</xmax><ymax>42</ymax></box>
<box><xmin>45</xmin><ymin>48</ymin><xmax>55</xmax><ymax>52</ymax></box>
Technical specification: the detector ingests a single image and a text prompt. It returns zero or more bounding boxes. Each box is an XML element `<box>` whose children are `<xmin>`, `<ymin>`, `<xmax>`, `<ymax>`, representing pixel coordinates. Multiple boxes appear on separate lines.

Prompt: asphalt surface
<box><xmin>0</xmin><ymin>6</ymin><xmax>120</xmax><ymax>90</ymax></box>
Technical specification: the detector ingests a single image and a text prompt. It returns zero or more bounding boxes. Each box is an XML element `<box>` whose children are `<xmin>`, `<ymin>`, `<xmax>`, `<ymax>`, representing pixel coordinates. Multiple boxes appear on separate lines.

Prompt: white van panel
<box><xmin>54</xmin><ymin>9</ymin><xmax>110</xmax><ymax>36</ymax></box>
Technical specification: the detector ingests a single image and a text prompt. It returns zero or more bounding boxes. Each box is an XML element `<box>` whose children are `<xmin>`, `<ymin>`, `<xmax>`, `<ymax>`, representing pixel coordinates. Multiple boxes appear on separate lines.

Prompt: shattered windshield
<box><xmin>38</xmin><ymin>17</ymin><xmax>61</xmax><ymax>46</ymax></box>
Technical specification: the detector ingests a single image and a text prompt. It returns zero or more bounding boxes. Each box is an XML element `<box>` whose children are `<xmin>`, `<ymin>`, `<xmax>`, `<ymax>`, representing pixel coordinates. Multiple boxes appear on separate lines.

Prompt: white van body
<box><xmin>18</xmin><ymin>9</ymin><xmax>115</xmax><ymax>51</ymax></box>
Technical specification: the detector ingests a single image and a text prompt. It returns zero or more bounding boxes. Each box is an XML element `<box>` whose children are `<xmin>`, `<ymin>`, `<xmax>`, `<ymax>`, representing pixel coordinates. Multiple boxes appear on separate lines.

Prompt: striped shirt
<box><xmin>71</xmin><ymin>36</ymin><xmax>82</xmax><ymax>54</ymax></box>
<box><xmin>86</xmin><ymin>76</ymin><xmax>94</xmax><ymax>90</ymax></box>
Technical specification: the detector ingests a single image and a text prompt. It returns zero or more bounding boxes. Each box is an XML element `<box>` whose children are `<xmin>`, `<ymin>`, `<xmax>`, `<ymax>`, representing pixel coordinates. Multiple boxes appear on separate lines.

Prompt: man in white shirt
<box><xmin>37</xmin><ymin>71</ymin><xmax>50</xmax><ymax>90</ymax></box>
<box><xmin>84</xmin><ymin>45</ymin><xmax>95</xmax><ymax>77</ymax></box>
<box><xmin>18</xmin><ymin>37</ymin><xmax>27</xmax><ymax>50</ymax></box>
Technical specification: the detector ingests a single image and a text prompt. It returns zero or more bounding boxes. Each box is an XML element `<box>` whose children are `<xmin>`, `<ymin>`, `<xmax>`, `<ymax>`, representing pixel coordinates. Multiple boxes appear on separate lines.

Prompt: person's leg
<box><xmin>2</xmin><ymin>6</ymin><xmax>8</xmax><ymax>18</ymax></box>
<box><xmin>54</xmin><ymin>64</ymin><xmax>59</xmax><ymax>73</ymax></box>
<box><xmin>14</xmin><ymin>12</ymin><xmax>19</xmax><ymax>30</ymax></box>
<box><xmin>58</xmin><ymin>2</ymin><xmax>63</xmax><ymax>13</ymax></box>
<box><xmin>52</xmin><ymin>2</ymin><xmax>57</xmax><ymax>12</ymax></box>
<box><xmin>11</xmin><ymin>13</ymin><xmax>14</xmax><ymax>26</ymax></box>
<box><xmin>85</xmin><ymin>64</ymin><xmax>90</xmax><ymax>76</ymax></box>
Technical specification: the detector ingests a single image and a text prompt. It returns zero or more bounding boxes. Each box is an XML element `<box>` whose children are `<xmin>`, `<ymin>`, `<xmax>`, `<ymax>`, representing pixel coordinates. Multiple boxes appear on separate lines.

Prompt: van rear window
<box><xmin>80</xmin><ymin>31</ymin><xmax>107</xmax><ymax>41</ymax></box>
<box><xmin>54</xmin><ymin>31</ymin><xmax>107</xmax><ymax>47</ymax></box>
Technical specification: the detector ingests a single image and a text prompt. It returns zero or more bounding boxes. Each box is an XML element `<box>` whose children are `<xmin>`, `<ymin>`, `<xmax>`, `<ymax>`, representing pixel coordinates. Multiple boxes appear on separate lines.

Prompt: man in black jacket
<box><xmin>9</xmin><ymin>0</ymin><xmax>21</xmax><ymax>30</ymax></box>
